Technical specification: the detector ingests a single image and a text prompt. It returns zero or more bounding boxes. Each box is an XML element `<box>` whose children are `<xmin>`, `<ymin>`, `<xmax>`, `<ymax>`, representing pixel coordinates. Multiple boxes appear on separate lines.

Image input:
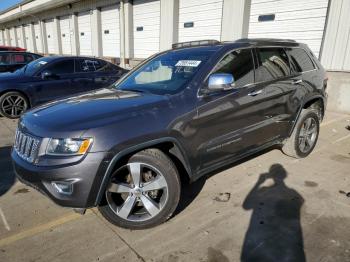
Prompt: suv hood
<box><xmin>22</xmin><ymin>88</ymin><xmax>169</xmax><ymax>137</ymax></box>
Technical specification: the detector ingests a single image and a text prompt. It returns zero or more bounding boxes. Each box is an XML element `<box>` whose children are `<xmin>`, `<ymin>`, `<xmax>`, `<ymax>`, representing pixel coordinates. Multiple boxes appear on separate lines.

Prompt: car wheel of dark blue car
<box><xmin>98</xmin><ymin>149</ymin><xmax>181</xmax><ymax>229</ymax></box>
<box><xmin>0</xmin><ymin>91</ymin><xmax>28</xmax><ymax>119</ymax></box>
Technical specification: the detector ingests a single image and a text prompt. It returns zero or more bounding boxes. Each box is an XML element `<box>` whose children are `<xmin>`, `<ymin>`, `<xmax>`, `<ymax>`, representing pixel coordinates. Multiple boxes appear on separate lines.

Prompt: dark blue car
<box><xmin>0</xmin><ymin>56</ymin><xmax>127</xmax><ymax>118</ymax></box>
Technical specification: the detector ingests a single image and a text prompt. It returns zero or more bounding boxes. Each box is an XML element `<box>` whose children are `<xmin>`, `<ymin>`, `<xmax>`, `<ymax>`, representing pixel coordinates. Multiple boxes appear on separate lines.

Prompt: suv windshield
<box><xmin>23</xmin><ymin>57</ymin><xmax>53</xmax><ymax>76</ymax></box>
<box><xmin>117</xmin><ymin>48</ymin><xmax>217</xmax><ymax>95</ymax></box>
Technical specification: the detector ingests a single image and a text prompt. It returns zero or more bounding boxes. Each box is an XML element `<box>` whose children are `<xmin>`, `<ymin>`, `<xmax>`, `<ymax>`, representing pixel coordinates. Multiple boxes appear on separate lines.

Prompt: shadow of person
<box><xmin>241</xmin><ymin>164</ymin><xmax>305</xmax><ymax>262</ymax></box>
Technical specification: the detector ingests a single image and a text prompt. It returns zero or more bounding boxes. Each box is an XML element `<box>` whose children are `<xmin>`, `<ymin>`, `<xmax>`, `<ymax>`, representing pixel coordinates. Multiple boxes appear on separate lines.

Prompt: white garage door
<box><xmin>0</xmin><ymin>31</ymin><xmax>3</xmax><ymax>45</ymax></box>
<box><xmin>248</xmin><ymin>0</ymin><xmax>329</xmax><ymax>58</ymax></box>
<box><xmin>24</xmin><ymin>25</ymin><xmax>34</xmax><ymax>52</ymax></box>
<box><xmin>78</xmin><ymin>11</ymin><xmax>92</xmax><ymax>56</ymax></box>
<box><xmin>45</xmin><ymin>19</ymin><xmax>55</xmax><ymax>54</ymax></box>
<box><xmin>34</xmin><ymin>22</ymin><xmax>43</xmax><ymax>53</ymax></box>
<box><xmin>178</xmin><ymin>0</ymin><xmax>223</xmax><ymax>42</ymax></box>
<box><xmin>15</xmin><ymin>27</ymin><xmax>24</xmax><ymax>48</ymax></box>
<box><xmin>10</xmin><ymin>28</ymin><xmax>16</xmax><ymax>46</ymax></box>
<box><xmin>101</xmin><ymin>5</ymin><xmax>120</xmax><ymax>57</ymax></box>
<box><xmin>60</xmin><ymin>16</ymin><xmax>72</xmax><ymax>55</ymax></box>
<box><xmin>133</xmin><ymin>0</ymin><xmax>160</xmax><ymax>59</ymax></box>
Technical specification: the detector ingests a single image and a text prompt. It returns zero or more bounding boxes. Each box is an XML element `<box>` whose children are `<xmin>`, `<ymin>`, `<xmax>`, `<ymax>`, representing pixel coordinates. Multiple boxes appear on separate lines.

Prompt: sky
<box><xmin>0</xmin><ymin>0</ymin><xmax>22</xmax><ymax>11</ymax></box>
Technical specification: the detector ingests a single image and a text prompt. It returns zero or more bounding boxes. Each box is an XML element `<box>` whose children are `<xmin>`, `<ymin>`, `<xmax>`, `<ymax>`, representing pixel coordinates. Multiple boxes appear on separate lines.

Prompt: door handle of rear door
<box><xmin>248</xmin><ymin>89</ymin><xmax>263</xmax><ymax>96</ymax></box>
<box><xmin>292</xmin><ymin>79</ymin><xmax>303</xmax><ymax>85</ymax></box>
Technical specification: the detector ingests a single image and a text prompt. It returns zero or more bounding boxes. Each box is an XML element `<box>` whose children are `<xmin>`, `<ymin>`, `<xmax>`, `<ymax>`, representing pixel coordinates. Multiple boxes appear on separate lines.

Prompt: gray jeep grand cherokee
<box><xmin>12</xmin><ymin>39</ymin><xmax>327</xmax><ymax>229</ymax></box>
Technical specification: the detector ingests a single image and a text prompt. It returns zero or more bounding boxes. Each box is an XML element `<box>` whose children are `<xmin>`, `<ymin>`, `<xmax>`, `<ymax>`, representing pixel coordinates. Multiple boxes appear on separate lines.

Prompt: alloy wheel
<box><xmin>106</xmin><ymin>162</ymin><xmax>169</xmax><ymax>222</ymax></box>
<box><xmin>1</xmin><ymin>94</ymin><xmax>27</xmax><ymax>118</ymax></box>
<box><xmin>298</xmin><ymin>117</ymin><xmax>318</xmax><ymax>153</ymax></box>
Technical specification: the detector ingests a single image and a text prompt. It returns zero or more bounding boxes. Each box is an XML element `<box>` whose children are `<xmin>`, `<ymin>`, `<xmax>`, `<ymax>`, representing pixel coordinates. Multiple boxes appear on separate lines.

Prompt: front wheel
<box><xmin>0</xmin><ymin>91</ymin><xmax>29</xmax><ymax>119</ymax></box>
<box><xmin>282</xmin><ymin>109</ymin><xmax>320</xmax><ymax>158</ymax></box>
<box><xmin>98</xmin><ymin>149</ymin><xmax>181</xmax><ymax>229</ymax></box>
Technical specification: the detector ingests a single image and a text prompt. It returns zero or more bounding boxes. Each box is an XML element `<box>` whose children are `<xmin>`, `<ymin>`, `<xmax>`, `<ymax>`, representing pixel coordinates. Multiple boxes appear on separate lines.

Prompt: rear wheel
<box><xmin>0</xmin><ymin>92</ymin><xmax>28</xmax><ymax>119</ymax></box>
<box><xmin>282</xmin><ymin>109</ymin><xmax>320</xmax><ymax>158</ymax></box>
<box><xmin>98</xmin><ymin>149</ymin><xmax>181</xmax><ymax>229</ymax></box>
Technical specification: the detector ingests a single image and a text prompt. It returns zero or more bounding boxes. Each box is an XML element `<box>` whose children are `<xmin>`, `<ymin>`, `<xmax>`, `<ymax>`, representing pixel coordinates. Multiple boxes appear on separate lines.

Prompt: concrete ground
<box><xmin>0</xmin><ymin>111</ymin><xmax>350</xmax><ymax>262</ymax></box>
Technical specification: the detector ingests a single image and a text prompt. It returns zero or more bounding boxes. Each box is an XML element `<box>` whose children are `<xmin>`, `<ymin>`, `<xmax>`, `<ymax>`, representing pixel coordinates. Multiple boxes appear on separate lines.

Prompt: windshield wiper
<box><xmin>123</xmin><ymin>88</ymin><xmax>148</xmax><ymax>93</ymax></box>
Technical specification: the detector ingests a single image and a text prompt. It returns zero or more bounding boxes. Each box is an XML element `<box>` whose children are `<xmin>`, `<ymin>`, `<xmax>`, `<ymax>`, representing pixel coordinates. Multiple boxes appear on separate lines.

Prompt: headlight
<box><xmin>46</xmin><ymin>138</ymin><xmax>93</xmax><ymax>156</ymax></box>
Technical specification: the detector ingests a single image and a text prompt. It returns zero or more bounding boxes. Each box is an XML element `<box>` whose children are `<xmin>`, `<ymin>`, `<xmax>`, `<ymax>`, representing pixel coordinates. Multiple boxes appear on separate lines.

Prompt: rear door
<box><xmin>285</xmin><ymin>47</ymin><xmax>319</xmax><ymax>125</ymax></box>
<box><xmin>73</xmin><ymin>58</ymin><xmax>97</xmax><ymax>91</ymax></box>
<box><xmin>254</xmin><ymin>47</ymin><xmax>295</xmax><ymax>139</ymax></box>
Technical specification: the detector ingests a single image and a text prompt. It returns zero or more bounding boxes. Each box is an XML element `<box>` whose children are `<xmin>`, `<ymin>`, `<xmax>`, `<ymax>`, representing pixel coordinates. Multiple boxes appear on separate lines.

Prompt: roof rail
<box><xmin>235</xmin><ymin>38</ymin><xmax>297</xmax><ymax>43</ymax></box>
<box><xmin>172</xmin><ymin>40</ymin><xmax>220</xmax><ymax>49</ymax></box>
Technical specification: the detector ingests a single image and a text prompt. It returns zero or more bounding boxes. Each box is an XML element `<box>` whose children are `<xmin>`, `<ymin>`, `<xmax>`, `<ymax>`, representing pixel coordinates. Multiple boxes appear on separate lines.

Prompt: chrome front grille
<box><xmin>14</xmin><ymin>129</ymin><xmax>41</xmax><ymax>163</ymax></box>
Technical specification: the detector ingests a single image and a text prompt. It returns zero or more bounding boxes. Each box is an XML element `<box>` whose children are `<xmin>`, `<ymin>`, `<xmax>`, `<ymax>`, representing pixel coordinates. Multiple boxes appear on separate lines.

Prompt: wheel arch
<box><xmin>94</xmin><ymin>137</ymin><xmax>192</xmax><ymax>205</ymax></box>
<box><xmin>0</xmin><ymin>89</ymin><xmax>31</xmax><ymax>107</ymax></box>
<box><xmin>289</xmin><ymin>95</ymin><xmax>325</xmax><ymax>136</ymax></box>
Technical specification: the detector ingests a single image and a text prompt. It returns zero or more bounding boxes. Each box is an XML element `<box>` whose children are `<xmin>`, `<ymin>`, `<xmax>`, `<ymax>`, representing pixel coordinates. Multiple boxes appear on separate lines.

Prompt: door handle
<box><xmin>248</xmin><ymin>90</ymin><xmax>263</xmax><ymax>96</ymax></box>
<box><xmin>292</xmin><ymin>79</ymin><xmax>302</xmax><ymax>85</ymax></box>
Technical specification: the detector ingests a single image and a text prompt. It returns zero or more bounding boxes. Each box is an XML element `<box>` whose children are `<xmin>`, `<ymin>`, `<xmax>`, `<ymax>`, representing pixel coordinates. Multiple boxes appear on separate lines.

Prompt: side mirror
<box><xmin>41</xmin><ymin>70</ymin><xmax>56</xmax><ymax>80</ymax></box>
<box><xmin>208</xmin><ymin>73</ymin><xmax>235</xmax><ymax>91</ymax></box>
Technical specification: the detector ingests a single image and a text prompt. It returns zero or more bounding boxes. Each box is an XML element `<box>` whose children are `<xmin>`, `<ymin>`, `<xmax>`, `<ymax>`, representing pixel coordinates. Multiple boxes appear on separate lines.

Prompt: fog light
<box><xmin>51</xmin><ymin>181</ymin><xmax>74</xmax><ymax>195</ymax></box>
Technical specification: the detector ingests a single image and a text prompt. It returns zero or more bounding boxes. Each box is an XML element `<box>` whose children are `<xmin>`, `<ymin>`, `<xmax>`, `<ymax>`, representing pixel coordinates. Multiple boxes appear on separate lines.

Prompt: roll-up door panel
<box><xmin>101</xmin><ymin>5</ymin><xmax>120</xmax><ymax>57</ymax></box>
<box><xmin>133</xmin><ymin>0</ymin><xmax>160</xmax><ymax>59</ymax></box>
<box><xmin>24</xmin><ymin>25</ymin><xmax>34</xmax><ymax>52</ymax></box>
<box><xmin>45</xmin><ymin>19</ymin><xmax>55</xmax><ymax>54</ymax></box>
<box><xmin>60</xmin><ymin>16</ymin><xmax>72</xmax><ymax>55</ymax></box>
<box><xmin>178</xmin><ymin>0</ymin><xmax>223</xmax><ymax>42</ymax></box>
<box><xmin>78</xmin><ymin>11</ymin><xmax>92</xmax><ymax>56</ymax></box>
<box><xmin>34</xmin><ymin>23</ymin><xmax>43</xmax><ymax>53</ymax></box>
<box><xmin>248</xmin><ymin>0</ymin><xmax>329</xmax><ymax>58</ymax></box>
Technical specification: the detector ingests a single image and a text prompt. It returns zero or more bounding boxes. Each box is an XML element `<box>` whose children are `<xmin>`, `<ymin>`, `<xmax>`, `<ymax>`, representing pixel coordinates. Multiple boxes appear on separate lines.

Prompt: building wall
<box><xmin>320</xmin><ymin>0</ymin><xmax>350</xmax><ymax>72</ymax></box>
<box><xmin>0</xmin><ymin>0</ymin><xmax>348</xmax><ymax>72</ymax></box>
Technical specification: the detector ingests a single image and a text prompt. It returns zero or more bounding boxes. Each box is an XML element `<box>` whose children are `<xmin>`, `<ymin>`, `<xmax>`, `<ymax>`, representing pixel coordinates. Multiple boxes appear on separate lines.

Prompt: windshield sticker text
<box><xmin>175</xmin><ymin>60</ymin><xmax>201</xmax><ymax>67</ymax></box>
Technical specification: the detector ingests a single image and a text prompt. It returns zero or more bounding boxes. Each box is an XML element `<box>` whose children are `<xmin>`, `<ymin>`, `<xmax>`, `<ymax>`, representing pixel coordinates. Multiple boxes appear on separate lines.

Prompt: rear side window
<box><xmin>75</xmin><ymin>59</ymin><xmax>101</xmax><ymax>72</ymax></box>
<box><xmin>287</xmin><ymin>48</ymin><xmax>315</xmax><ymax>73</ymax></box>
<box><xmin>96</xmin><ymin>61</ymin><xmax>118</xmax><ymax>73</ymax></box>
<box><xmin>47</xmin><ymin>59</ymin><xmax>75</xmax><ymax>75</ymax></box>
<box><xmin>12</xmin><ymin>54</ymin><xmax>25</xmax><ymax>63</ymax></box>
<box><xmin>11</xmin><ymin>54</ymin><xmax>33</xmax><ymax>63</ymax></box>
<box><xmin>0</xmin><ymin>54</ymin><xmax>11</xmax><ymax>64</ymax></box>
<box><xmin>212</xmin><ymin>48</ymin><xmax>255</xmax><ymax>87</ymax></box>
<box><xmin>256</xmin><ymin>48</ymin><xmax>290</xmax><ymax>82</ymax></box>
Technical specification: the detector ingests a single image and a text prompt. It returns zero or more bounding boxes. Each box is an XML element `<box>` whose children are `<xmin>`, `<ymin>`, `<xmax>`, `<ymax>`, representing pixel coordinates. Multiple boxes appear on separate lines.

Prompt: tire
<box><xmin>0</xmin><ymin>91</ymin><xmax>29</xmax><ymax>119</ymax></box>
<box><xmin>98</xmin><ymin>149</ymin><xmax>181</xmax><ymax>229</ymax></box>
<box><xmin>282</xmin><ymin>109</ymin><xmax>320</xmax><ymax>158</ymax></box>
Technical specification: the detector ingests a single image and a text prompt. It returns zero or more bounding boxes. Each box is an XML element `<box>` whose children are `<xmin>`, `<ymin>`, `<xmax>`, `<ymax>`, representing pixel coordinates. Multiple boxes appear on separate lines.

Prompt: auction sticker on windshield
<box><xmin>175</xmin><ymin>60</ymin><xmax>201</xmax><ymax>67</ymax></box>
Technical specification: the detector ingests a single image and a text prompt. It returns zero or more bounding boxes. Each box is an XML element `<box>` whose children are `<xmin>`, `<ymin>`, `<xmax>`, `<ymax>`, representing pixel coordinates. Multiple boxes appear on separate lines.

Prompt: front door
<box><xmin>34</xmin><ymin>59</ymin><xmax>75</xmax><ymax>104</ymax></box>
<box><xmin>193</xmin><ymin>48</ymin><xmax>268</xmax><ymax>173</ymax></box>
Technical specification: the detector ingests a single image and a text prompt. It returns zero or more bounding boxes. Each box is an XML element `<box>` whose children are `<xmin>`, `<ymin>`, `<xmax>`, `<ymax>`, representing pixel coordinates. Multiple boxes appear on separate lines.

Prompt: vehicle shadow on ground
<box><xmin>240</xmin><ymin>164</ymin><xmax>305</xmax><ymax>262</ymax></box>
<box><xmin>173</xmin><ymin>147</ymin><xmax>278</xmax><ymax>217</ymax></box>
<box><xmin>172</xmin><ymin>147</ymin><xmax>276</xmax><ymax>217</ymax></box>
<box><xmin>0</xmin><ymin>146</ymin><xmax>16</xmax><ymax>196</ymax></box>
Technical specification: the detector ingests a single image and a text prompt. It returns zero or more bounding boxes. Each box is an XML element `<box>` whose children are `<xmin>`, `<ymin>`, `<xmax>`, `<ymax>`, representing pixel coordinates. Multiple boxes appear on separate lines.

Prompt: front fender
<box><xmin>94</xmin><ymin>137</ymin><xmax>191</xmax><ymax>206</ymax></box>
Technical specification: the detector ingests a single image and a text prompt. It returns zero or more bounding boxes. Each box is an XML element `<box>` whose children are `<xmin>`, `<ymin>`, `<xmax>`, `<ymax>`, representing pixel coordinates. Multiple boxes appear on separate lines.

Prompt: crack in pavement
<box><xmin>91</xmin><ymin>209</ymin><xmax>146</xmax><ymax>262</ymax></box>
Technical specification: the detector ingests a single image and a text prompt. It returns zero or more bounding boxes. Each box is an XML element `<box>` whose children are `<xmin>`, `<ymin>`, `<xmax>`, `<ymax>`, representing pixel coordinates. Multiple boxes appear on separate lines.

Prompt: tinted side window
<box><xmin>47</xmin><ymin>60</ymin><xmax>75</xmax><ymax>74</ymax></box>
<box><xmin>97</xmin><ymin>61</ymin><xmax>119</xmax><ymax>73</ymax></box>
<box><xmin>0</xmin><ymin>54</ymin><xmax>11</xmax><ymax>64</ymax></box>
<box><xmin>287</xmin><ymin>48</ymin><xmax>315</xmax><ymax>73</ymax></box>
<box><xmin>25</xmin><ymin>54</ymin><xmax>34</xmax><ymax>63</ymax></box>
<box><xmin>75</xmin><ymin>59</ymin><xmax>101</xmax><ymax>72</ymax></box>
<box><xmin>212</xmin><ymin>49</ymin><xmax>255</xmax><ymax>87</ymax></box>
<box><xmin>256</xmin><ymin>48</ymin><xmax>290</xmax><ymax>82</ymax></box>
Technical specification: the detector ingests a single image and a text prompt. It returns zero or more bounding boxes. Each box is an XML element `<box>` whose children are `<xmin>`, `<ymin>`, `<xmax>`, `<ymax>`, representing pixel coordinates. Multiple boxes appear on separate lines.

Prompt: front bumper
<box><xmin>12</xmin><ymin>149</ymin><xmax>110</xmax><ymax>208</ymax></box>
